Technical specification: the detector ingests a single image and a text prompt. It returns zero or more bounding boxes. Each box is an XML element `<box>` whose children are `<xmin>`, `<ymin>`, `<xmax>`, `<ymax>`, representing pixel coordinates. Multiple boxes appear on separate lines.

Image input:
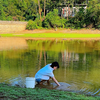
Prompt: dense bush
<box><xmin>26</xmin><ymin>20</ymin><xmax>37</xmax><ymax>30</ymax></box>
<box><xmin>84</xmin><ymin>0</ymin><xmax>100</xmax><ymax>29</ymax></box>
<box><xmin>26</xmin><ymin>9</ymin><xmax>66</xmax><ymax>30</ymax></box>
<box><xmin>26</xmin><ymin>18</ymin><xmax>42</xmax><ymax>30</ymax></box>
<box><xmin>0</xmin><ymin>0</ymin><xmax>37</xmax><ymax>21</ymax></box>
<box><xmin>43</xmin><ymin>9</ymin><xmax>66</xmax><ymax>29</ymax></box>
<box><xmin>65</xmin><ymin>8</ymin><xmax>86</xmax><ymax>29</ymax></box>
<box><xmin>35</xmin><ymin>18</ymin><xmax>42</xmax><ymax>27</ymax></box>
<box><xmin>64</xmin><ymin>0</ymin><xmax>100</xmax><ymax>29</ymax></box>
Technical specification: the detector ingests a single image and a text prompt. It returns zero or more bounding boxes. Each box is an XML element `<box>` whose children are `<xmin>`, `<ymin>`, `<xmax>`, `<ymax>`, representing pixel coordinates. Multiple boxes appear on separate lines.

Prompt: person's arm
<box><xmin>52</xmin><ymin>77</ymin><xmax>60</xmax><ymax>86</ymax></box>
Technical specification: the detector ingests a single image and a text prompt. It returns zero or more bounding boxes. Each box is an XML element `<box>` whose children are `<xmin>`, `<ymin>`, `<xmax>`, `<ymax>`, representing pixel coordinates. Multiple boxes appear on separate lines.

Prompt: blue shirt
<box><xmin>35</xmin><ymin>64</ymin><xmax>54</xmax><ymax>80</ymax></box>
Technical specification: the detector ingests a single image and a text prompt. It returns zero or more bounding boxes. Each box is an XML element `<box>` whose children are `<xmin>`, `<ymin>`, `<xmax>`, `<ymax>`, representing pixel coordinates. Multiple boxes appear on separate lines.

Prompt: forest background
<box><xmin>0</xmin><ymin>0</ymin><xmax>100</xmax><ymax>30</ymax></box>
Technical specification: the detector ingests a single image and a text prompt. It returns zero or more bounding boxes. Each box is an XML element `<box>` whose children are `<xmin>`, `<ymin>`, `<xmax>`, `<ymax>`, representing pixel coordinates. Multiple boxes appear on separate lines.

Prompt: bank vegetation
<box><xmin>0</xmin><ymin>84</ymin><xmax>100</xmax><ymax>100</ymax></box>
<box><xmin>0</xmin><ymin>0</ymin><xmax>100</xmax><ymax>30</ymax></box>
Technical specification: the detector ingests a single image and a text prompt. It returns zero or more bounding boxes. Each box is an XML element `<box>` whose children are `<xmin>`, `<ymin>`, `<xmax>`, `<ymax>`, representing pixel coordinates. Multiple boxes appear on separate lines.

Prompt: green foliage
<box><xmin>64</xmin><ymin>0</ymin><xmax>100</xmax><ymax>29</ymax></box>
<box><xmin>0</xmin><ymin>0</ymin><xmax>37</xmax><ymax>21</ymax></box>
<box><xmin>43</xmin><ymin>9</ymin><xmax>65</xmax><ymax>28</ymax></box>
<box><xmin>97</xmin><ymin>24</ymin><xmax>100</xmax><ymax>29</ymax></box>
<box><xmin>35</xmin><ymin>18</ymin><xmax>42</xmax><ymax>27</ymax></box>
<box><xmin>26</xmin><ymin>20</ymin><xmax>37</xmax><ymax>30</ymax></box>
<box><xmin>26</xmin><ymin>18</ymin><xmax>42</xmax><ymax>30</ymax></box>
<box><xmin>6</xmin><ymin>16</ymin><xmax>13</xmax><ymax>21</ymax></box>
<box><xmin>84</xmin><ymin>0</ymin><xmax>100</xmax><ymax>28</ymax></box>
<box><xmin>0</xmin><ymin>0</ymin><xmax>100</xmax><ymax>29</ymax></box>
<box><xmin>65</xmin><ymin>7</ymin><xmax>86</xmax><ymax>29</ymax></box>
<box><xmin>0</xmin><ymin>1</ymin><xmax>6</xmax><ymax>20</ymax></box>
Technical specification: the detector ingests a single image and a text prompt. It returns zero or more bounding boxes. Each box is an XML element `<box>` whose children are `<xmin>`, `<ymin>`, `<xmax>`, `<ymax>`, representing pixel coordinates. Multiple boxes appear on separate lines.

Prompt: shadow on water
<box><xmin>0</xmin><ymin>38</ymin><xmax>100</xmax><ymax>96</ymax></box>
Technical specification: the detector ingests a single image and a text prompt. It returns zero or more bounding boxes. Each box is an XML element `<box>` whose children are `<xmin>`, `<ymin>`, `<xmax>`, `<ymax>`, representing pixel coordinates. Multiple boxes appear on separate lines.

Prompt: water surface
<box><xmin>0</xmin><ymin>38</ymin><xmax>100</xmax><ymax>96</ymax></box>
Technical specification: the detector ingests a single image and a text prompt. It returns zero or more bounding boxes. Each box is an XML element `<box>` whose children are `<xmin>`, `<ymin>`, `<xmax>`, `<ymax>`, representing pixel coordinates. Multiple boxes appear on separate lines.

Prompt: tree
<box><xmin>43</xmin><ymin>9</ymin><xmax>65</xmax><ymax>28</ymax></box>
<box><xmin>38</xmin><ymin>0</ymin><xmax>42</xmax><ymax>20</ymax></box>
<box><xmin>0</xmin><ymin>0</ymin><xmax>6</xmax><ymax>20</ymax></box>
<box><xmin>85</xmin><ymin>0</ymin><xmax>100</xmax><ymax>28</ymax></box>
<box><xmin>44</xmin><ymin>0</ymin><xmax>46</xmax><ymax>19</ymax></box>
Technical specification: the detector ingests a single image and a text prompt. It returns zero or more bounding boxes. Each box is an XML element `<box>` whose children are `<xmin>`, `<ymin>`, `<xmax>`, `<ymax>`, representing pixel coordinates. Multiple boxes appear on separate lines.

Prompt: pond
<box><xmin>0</xmin><ymin>38</ymin><xmax>100</xmax><ymax>96</ymax></box>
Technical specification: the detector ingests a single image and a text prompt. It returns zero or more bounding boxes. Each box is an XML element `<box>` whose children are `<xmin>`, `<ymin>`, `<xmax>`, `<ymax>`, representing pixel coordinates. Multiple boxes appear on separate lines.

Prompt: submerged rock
<box><xmin>51</xmin><ymin>82</ymin><xmax>71</xmax><ymax>91</ymax></box>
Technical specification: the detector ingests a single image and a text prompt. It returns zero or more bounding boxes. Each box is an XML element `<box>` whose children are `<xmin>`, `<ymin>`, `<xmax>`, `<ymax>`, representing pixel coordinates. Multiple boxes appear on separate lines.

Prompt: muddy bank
<box><xmin>20</xmin><ymin>28</ymin><xmax>100</xmax><ymax>34</ymax></box>
<box><xmin>0</xmin><ymin>22</ymin><xmax>100</xmax><ymax>41</ymax></box>
<box><xmin>25</xmin><ymin>37</ymin><xmax>100</xmax><ymax>41</ymax></box>
<box><xmin>13</xmin><ymin>28</ymin><xmax>100</xmax><ymax>41</ymax></box>
<box><xmin>0</xmin><ymin>37</ymin><xmax>28</xmax><ymax>51</ymax></box>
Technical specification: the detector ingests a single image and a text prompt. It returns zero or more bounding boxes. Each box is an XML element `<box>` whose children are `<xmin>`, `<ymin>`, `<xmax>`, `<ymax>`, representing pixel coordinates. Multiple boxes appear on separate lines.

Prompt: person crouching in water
<box><xmin>35</xmin><ymin>61</ymin><xmax>60</xmax><ymax>86</ymax></box>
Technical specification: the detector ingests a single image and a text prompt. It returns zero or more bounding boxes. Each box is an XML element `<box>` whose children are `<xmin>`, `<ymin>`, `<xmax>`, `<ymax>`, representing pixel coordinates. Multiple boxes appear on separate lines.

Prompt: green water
<box><xmin>0</xmin><ymin>39</ymin><xmax>100</xmax><ymax>96</ymax></box>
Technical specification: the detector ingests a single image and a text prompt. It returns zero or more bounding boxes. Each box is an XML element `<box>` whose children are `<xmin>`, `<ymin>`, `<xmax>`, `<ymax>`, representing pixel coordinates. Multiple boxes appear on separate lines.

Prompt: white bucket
<box><xmin>26</xmin><ymin>77</ymin><xmax>35</xmax><ymax>88</ymax></box>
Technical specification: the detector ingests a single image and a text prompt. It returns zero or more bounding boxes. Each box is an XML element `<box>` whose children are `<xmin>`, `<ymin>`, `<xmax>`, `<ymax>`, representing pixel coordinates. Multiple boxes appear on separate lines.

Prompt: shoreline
<box><xmin>1</xmin><ymin>35</ymin><xmax>100</xmax><ymax>41</ymax></box>
<box><xmin>25</xmin><ymin>37</ymin><xmax>100</xmax><ymax>41</ymax></box>
<box><xmin>16</xmin><ymin>28</ymin><xmax>100</xmax><ymax>34</ymax></box>
<box><xmin>1</xmin><ymin>28</ymin><xmax>100</xmax><ymax>34</ymax></box>
<box><xmin>1</xmin><ymin>29</ymin><xmax>100</xmax><ymax>41</ymax></box>
<box><xmin>0</xmin><ymin>83</ymin><xmax>100</xmax><ymax>100</ymax></box>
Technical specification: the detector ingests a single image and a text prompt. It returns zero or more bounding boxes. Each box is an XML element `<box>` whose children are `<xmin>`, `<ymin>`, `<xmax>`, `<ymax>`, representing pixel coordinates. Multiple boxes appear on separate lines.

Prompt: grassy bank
<box><xmin>1</xmin><ymin>33</ymin><xmax>100</xmax><ymax>38</ymax></box>
<box><xmin>0</xmin><ymin>84</ymin><xmax>100</xmax><ymax>100</ymax></box>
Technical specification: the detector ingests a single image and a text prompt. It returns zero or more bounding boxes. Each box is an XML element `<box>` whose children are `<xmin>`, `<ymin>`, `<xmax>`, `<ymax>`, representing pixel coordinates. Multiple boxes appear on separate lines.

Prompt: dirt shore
<box><xmin>1</xmin><ymin>28</ymin><xmax>100</xmax><ymax>41</ymax></box>
<box><xmin>0</xmin><ymin>29</ymin><xmax>100</xmax><ymax>51</ymax></box>
<box><xmin>18</xmin><ymin>29</ymin><xmax>100</xmax><ymax>41</ymax></box>
<box><xmin>19</xmin><ymin>28</ymin><xmax>100</xmax><ymax>34</ymax></box>
<box><xmin>0</xmin><ymin>37</ymin><xmax>28</xmax><ymax>50</ymax></box>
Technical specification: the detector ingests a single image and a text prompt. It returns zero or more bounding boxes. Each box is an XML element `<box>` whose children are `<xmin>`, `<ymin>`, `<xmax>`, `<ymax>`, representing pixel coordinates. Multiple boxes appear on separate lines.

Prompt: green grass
<box><xmin>0</xmin><ymin>84</ymin><xmax>100</xmax><ymax>100</ymax></box>
<box><xmin>1</xmin><ymin>33</ymin><xmax>100</xmax><ymax>38</ymax></box>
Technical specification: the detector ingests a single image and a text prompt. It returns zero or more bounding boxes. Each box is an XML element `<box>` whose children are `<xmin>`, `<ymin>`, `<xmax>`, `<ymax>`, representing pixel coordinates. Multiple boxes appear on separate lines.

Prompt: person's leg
<box><xmin>39</xmin><ymin>80</ymin><xmax>46</xmax><ymax>84</ymax></box>
<box><xmin>36</xmin><ymin>78</ymin><xmax>50</xmax><ymax>85</ymax></box>
<box><xmin>36</xmin><ymin>79</ymin><xmax>41</xmax><ymax>84</ymax></box>
<box><xmin>47</xmin><ymin>80</ymin><xmax>50</xmax><ymax>85</ymax></box>
<box><xmin>40</xmin><ymin>80</ymin><xmax>50</xmax><ymax>85</ymax></box>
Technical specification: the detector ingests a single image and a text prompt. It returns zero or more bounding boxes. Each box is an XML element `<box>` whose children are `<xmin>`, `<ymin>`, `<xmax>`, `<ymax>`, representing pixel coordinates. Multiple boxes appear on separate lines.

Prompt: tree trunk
<box><xmin>38</xmin><ymin>0</ymin><xmax>41</xmax><ymax>20</ymax></box>
<box><xmin>44</xmin><ymin>0</ymin><xmax>46</xmax><ymax>19</ymax></box>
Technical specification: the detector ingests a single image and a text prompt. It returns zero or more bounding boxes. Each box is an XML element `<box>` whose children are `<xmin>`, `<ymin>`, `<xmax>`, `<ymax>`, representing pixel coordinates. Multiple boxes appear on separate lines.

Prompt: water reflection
<box><xmin>0</xmin><ymin>39</ymin><xmax>100</xmax><ymax>96</ymax></box>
